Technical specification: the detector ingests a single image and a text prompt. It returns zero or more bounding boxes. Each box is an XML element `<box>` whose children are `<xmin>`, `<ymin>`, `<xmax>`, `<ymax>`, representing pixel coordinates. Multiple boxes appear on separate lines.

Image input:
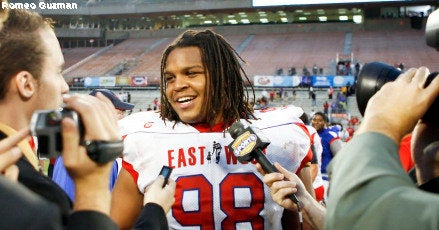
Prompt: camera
<box><xmin>356</xmin><ymin>62</ymin><xmax>438</xmax><ymax>121</ymax></box>
<box><xmin>30</xmin><ymin>108</ymin><xmax>84</xmax><ymax>159</ymax></box>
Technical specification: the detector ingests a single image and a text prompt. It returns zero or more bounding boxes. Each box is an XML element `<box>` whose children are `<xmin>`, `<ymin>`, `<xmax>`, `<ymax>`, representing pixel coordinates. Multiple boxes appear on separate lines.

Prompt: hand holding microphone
<box><xmin>227</xmin><ymin>121</ymin><xmax>300</xmax><ymax>205</ymax></box>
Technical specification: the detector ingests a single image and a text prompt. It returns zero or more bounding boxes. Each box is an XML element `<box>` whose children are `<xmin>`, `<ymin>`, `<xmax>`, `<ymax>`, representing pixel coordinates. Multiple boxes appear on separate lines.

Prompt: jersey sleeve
<box><xmin>121</xmin><ymin>133</ymin><xmax>154</xmax><ymax>193</ymax></box>
<box><xmin>292</xmin><ymin>122</ymin><xmax>313</xmax><ymax>174</ymax></box>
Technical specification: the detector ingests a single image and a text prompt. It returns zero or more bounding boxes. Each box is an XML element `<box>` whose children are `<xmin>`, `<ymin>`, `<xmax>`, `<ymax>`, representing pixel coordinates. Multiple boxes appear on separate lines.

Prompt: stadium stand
<box><xmin>62</xmin><ymin>47</ymin><xmax>101</xmax><ymax>69</ymax></box>
<box><xmin>352</xmin><ymin>29</ymin><xmax>438</xmax><ymax>70</ymax></box>
<box><xmin>65</xmin><ymin>38</ymin><xmax>158</xmax><ymax>78</ymax></box>
<box><xmin>240</xmin><ymin>31</ymin><xmax>346</xmax><ymax>77</ymax></box>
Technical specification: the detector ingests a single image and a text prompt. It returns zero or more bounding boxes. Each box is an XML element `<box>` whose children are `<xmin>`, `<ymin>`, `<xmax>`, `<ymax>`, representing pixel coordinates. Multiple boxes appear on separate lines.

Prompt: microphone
<box><xmin>228</xmin><ymin>121</ymin><xmax>300</xmax><ymax>204</ymax></box>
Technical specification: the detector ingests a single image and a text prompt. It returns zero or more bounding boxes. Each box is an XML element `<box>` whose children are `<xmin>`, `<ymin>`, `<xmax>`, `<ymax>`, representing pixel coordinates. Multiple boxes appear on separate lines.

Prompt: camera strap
<box><xmin>0</xmin><ymin>123</ymin><xmax>39</xmax><ymax>171</ymax></box>
<box><xmin>83</xmin><ymin>140</ymin><xmax>124</xmax><ymax>164</ymax></box>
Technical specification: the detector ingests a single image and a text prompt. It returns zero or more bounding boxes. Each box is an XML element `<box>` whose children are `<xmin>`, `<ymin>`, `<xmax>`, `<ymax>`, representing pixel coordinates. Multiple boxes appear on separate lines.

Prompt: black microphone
<box><xmin>228</xmin><ymin>121</ymin><xmax>300</xmax><ymax>204</ymax></box>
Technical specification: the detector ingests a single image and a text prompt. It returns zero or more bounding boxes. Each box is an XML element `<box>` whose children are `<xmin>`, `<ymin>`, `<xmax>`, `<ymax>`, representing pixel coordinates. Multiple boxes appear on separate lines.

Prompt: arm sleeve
<box><xmin>0</xmin><ymin>177</ymin><xmax>62</xmax><ymax>230</ymax></box>
<box><xmin>52</xmin><ymin>157</ymin><xmax>76</xmax><ymax>201</ymax></box>
<box><xmin>132</xmin><ymin>203</ymin><xmax>168</xmax><ymax>230</ymax></box>
<box><xmin>325</xmin><ymin>132</ymin><xmax>439</xmax><ymax>230</ymax></box>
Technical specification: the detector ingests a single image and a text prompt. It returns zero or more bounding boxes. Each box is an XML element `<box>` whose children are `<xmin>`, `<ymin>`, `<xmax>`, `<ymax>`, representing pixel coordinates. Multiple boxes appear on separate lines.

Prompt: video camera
<box><xmin>356</xmin><ymin>9</ymin><xmax>439</xmax><ymax>122</ymax></box>
<box><xmin>30</xmin><ymin>108</ymin><xmax>84</xmax><ymax>159</ymax></box>
<box><xmin>30</xmin><ymin>107</ymin><xmax>123</xmax><ymax>164</ymax></box>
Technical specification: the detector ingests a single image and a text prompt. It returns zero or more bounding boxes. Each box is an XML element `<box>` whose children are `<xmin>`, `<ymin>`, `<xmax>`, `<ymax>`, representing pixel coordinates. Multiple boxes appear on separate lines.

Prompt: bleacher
<box><xmin>64</xmin><ymin>38</ymin><xmax>158</xmax><ymax>78</ymax></box>
<box><xmin>63</xmin><ymin>23</ymin><xmax>437</xmax><ymax>81</ymax></box>
<box><xmin>352</xmin><ymin>29</ymin><xmax>438</xmax><ymax>70</ymax></box>
<box><xmin>125</xmin><ymin>38</ymin><xmax>171</xmax><ymax>85</ymax></box>
<box><xmin>240</xmin><ymin>31</ymin><xmax>346</xmax><ymax>77</ymax></box>
<box><xmin>62</xmin><ymin>47</ymin><xmax>101</xmax><ymax>69</ymax></box>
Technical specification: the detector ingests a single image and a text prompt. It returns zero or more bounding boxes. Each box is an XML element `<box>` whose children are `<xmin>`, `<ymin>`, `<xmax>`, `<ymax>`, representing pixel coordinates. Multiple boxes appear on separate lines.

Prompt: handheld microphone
<box><xmin>228</xmin><ymin>121</ymin><xmax>300</xmax><ymax>204</ymax></box>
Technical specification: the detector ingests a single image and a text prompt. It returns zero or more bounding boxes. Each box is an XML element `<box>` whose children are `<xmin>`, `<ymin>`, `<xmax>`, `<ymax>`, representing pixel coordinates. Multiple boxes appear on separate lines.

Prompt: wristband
<box><xmin>84</xmin><ymin>140</ymin><xmax>123</xmax><ymax>164</ymax></box>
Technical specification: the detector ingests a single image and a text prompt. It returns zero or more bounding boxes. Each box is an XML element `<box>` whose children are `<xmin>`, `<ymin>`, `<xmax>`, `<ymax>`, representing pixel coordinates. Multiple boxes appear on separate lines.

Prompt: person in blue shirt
<box><xmin>52</xmin><ymin>89</ymin><xmax>134</xmax><ymax>201</ymax></box>
<box><xmin>311</xmin><ymin>111</ymin><xmax>343</xmax><ymax>200</ymax></box>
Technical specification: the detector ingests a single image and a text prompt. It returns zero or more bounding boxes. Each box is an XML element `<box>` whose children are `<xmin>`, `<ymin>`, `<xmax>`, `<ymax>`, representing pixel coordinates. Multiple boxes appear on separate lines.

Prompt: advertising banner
<box><xmin>272</xmin><ymin>76</ymin><xmax>292</xmax><ymax>87</ymax></box>
<box><xmin>292</xmin><ymin>76</ymin><xmax>301</xmax><ymax>87</ymax></box>
<box><xmin>300</xmin><ymin>76</ymin><xmax>313</xmax><ymax>87</ymax></box>
<box><xmin>254</xmin><ymin>75</ymin><xmax>274</xmax><ymax>87</ymax></box>
<box><xmin>130</xmin><ymin>76</ymin><xmax>148</xmax><ymax>86</ymax></box>
<box><xmin>83</xmin><ymin>77</ymin><xmax>100</xmax><ymax>87</ymax></box>
<box><xmin>333</xmin><ymin>75</ymin><xmax>355</xmax><ymax>87</ymax></box>
<box><xmin>100</xmin><ymin>76</ymin><xmax>116</xmax><ymax>87</ymax></box>
<box><xmin>313</xmin><ymin>76</ymin><xmax>333</xmax><ymax>87</ymax></box>
<box><xmin>116</xmin><ymin>76</ymin><xmax>131</xmax><ymax>86</ymax></box>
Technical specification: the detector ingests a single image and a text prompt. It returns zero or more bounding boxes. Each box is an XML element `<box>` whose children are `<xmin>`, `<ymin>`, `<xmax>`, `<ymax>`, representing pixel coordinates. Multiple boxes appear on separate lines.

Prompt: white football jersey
<box><xmin>119</xmin><ymin>106</ymin><xmax>311</xmax><ymax>229</ymax></box>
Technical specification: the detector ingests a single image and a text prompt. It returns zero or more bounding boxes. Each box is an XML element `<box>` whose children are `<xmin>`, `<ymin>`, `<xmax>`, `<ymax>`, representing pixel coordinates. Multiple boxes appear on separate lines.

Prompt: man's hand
<box><xmin>256</xmin><ymin>162</ymin><xmax>326</xmax><ymax>230</ymax></box>
<box><xmin>143</xmin><ymin>176</ymin><xmax>176</xmax><ymax>213</ymax></box>
<box><xmin>357</xmin><ymin>67</ymin><xmax>439</xmax><ymax>144</ymax></box>
<box><xmin>256</xmin><ymin>162</ymin><xmax>306</xmax><ymax>211</ymax></box>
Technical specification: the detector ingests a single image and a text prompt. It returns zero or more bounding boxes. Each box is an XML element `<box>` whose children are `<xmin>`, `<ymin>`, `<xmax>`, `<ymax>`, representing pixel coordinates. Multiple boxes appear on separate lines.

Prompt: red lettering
<box><xmin>198</xmin><ymin>146</ymin><xmax>205</xmax><ymax>165</ymax></box>
<box><xmin>173</xmin><ymin>173</ymin><xmax>264</xmax><ymax>229</ymax></box>
<box><xmin>168</xmin><ymin>150</ymin><xmax>175</xmax><ymax>168</ymax></box>
<box><xmin>167</xmin><ymin>146</ymin><xmax>208</xmax><ymax>168</ymax></box>
<box><xmin>177</xmin><ymin>148</ymin><xmax>187</xmax><ymax>168</ymax></box>
<box><xmin>225</xmin><ymin>146</ymin><xmax>239</xmax><ymax>165</ymax></box>
<box><xmin>188</xmin><ymin>147</ymin><xmax>196</xmax><ymax>166</ymax></box>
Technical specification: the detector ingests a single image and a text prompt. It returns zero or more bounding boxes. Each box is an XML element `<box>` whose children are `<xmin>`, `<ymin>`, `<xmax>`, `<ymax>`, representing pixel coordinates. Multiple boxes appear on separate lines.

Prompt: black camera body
<box><xmin>30</xmin><ymin>108</ymin><xmax>84</xmax><ymax>159</ymax></box>
<box><xmin>356</xmin><ymin>62</ymin><xmax>438</xmax><ymax>122</ymax></box>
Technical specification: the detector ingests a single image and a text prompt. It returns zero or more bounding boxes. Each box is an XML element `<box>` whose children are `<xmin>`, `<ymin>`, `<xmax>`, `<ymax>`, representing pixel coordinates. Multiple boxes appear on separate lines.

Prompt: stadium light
<box><xmin>228</xmin><ymin>19</ymin><xmax>238</xmax><ymax>24</ymax></box>
<box><xmin>339</xmin><ymin>15</ymin><xmax>349</xmax><ymax>21</ymax></box>
<box><xmin>353</xmin><ymin>15</ymin><xmax>362</xmax><ymax>23</ymax></box>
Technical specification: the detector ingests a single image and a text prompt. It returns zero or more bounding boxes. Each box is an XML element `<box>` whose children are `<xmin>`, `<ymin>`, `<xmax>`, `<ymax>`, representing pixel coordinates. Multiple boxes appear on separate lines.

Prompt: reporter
<box><xmin>0</xmin><ymin>8</ymin><xmax>175</xmax><ymax>228</ymax></box>
<box><xmin>326</xmin><ymin>67</ymin><xmax>439</xmax><ymax>229</ymax></box>
<box><xmin>0</xmin><ymin>8</ymin><xmax>121</xmax><ymax>228</ymax></box>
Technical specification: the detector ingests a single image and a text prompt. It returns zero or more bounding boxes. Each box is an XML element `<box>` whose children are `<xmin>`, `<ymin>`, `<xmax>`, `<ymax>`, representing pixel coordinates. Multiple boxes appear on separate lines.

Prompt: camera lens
<box><xmin>356</xmin><ymin>62</ymin><xmax>438</xmax><ymax>120</ymax></box>
<box><xmin>356</xmin><ymin>62</ymin><xmax>400</xmax><ymax>116</ymax></box>
<box><xmin>46</xmin><ymin>110</ymin><xmax>63</xmax><ymax>126</ymax></box>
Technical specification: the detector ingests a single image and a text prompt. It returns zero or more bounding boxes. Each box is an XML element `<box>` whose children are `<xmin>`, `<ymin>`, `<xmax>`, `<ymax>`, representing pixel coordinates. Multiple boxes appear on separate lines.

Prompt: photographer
<box><xmin>0</xmin><ymin>8</ymin><xmax>175</xmax><ymax>229</ymax></box>
<box><xmin>325</xmin><ymin>67</ymin><xmax>439</xmax><ymax>229</ymax></box>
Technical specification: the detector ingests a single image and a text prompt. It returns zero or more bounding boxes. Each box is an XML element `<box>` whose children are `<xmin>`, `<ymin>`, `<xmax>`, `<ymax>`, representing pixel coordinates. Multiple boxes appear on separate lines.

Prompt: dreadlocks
<box><xmin>159</xmin><ymin>29</ymin><xmax>256</xmax><ymax>129</ymax></box>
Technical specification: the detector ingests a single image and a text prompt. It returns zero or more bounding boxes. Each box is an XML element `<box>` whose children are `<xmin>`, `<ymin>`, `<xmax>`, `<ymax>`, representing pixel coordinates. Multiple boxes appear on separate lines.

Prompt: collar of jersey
<box><xmin>191</xmin><ymin>122</ymin><xmax>226</xmax><ymax>133</ymax></box>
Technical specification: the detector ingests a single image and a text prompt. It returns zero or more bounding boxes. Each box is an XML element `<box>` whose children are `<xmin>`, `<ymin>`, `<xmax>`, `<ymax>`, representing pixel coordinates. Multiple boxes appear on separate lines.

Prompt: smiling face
<box><xmin>164</xmin><ymin>46</ymin><xmax>207</xmax><ymax>124</ymax></box>
<box><xmin>311</xmin><ymin>113</ymin><xmax>326</xmax><ymax>132</ymax></box>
